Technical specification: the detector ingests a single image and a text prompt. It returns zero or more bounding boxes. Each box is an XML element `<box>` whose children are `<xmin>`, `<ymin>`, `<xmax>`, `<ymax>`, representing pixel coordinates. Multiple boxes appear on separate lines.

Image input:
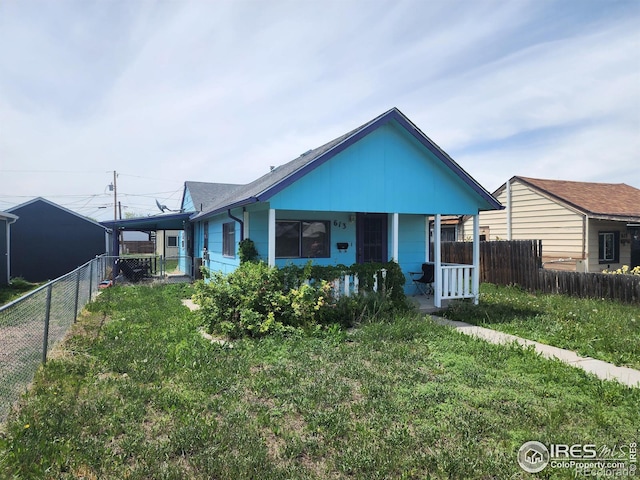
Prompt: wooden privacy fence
<box><xmin>441</xmin><ymin>240</ymin><xmax>640</xmax><ymax>304</ymax></box>
<box><xmin>538</xmin><ymin>269</ymin><xmax>640</xmax><ymax>304</ymax></box>
<box><xmin>441</xmin><ymin>240</ymin><xmax>542</xmax><ymax>290</ymax></box>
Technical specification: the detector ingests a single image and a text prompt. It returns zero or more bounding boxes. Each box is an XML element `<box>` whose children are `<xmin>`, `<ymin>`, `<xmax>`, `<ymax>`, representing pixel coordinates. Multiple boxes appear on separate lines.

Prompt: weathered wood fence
<box><xmin>441</xmin><ymin>240</ymin><xmax>542</xmax><ymax>289</ymax></box>
<box><xmin>441</xmin><ymin>240</ymin><xmax>640</xmax><ymax>304</ymax></box>
<box><xmin>538</xmin><ymin>269</ymin><xmax>640</xmax><ymax>304</ymax></box>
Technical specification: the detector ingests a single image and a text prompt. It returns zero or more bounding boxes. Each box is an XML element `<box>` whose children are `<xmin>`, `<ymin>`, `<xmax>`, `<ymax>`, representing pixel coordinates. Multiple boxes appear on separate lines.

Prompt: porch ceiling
<box><xmin>101</xmin><ymin>212</ymin><xmax>193</xmax><ymax>231</ymax></box>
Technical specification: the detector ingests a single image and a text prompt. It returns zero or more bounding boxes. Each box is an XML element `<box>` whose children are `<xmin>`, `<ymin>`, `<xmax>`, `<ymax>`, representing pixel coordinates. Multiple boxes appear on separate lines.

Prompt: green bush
<box><xmin>193</xmin><ymin>261</ymin><xmax>409</xmax><ymax>338</ymax></box>
<box><xmin>193</xmin><ymin>262</ymin><xmax>290</xmax><ymax>337</ymax></box>
<box><xmin>238</xmin><ymin>238</ymin><xmax>259</xmax><ymax>264</ymax></box>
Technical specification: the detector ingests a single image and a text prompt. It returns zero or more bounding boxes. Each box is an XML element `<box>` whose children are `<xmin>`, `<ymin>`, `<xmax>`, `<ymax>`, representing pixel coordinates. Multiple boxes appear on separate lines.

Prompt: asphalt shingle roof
<box><xmin>184</xmin><ymin>181</ymin><xmax>243</xmax><ymax>213</ymax></box>
<box><xmin>516</xmin><ymin>176</ymin><xmax>640</xmax><ymax>220</ymax></box>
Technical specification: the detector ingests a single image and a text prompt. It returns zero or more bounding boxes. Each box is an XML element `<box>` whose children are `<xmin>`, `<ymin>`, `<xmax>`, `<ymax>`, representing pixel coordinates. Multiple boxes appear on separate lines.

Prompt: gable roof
<box><xmin>182</xmin><ymin>181</ymin><xmax>243</xmax><ymax>213</ymax></box>
<box><xmin>193</xmin><ymin>107</ymin><xmax>501</xmax><ymax>220</ymax></box>
<box><xmin>511</xmin><ymin>176</ymin><xmax>640</xmax><ymax>221</ymax></box>
<box><xmin>7</xmin><ymin>197</ymin><xmax>107</xmax><ymax>229</ymax></box>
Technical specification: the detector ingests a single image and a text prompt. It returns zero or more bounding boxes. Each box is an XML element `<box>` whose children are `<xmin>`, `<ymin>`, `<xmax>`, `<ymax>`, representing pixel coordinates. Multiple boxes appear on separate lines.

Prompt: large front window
<box><xmin>276</xmin><ymin>220</ymin><xmax>330</xmax><ymax>258</ymax></box>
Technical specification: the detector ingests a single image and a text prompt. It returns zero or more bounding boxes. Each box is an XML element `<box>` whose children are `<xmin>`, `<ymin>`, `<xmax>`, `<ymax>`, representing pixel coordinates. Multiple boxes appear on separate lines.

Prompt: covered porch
<box><xmin>259</xmin><ymin>207</ymin><xmax>480</xmax><ymax>307</ymax></box>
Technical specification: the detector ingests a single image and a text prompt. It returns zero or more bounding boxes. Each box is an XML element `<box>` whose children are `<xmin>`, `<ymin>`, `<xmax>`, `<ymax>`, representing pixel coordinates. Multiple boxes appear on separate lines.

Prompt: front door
<box><xmin>356</xmin><ymin>213</ymin><xmax>388</xmax><ymax>263</ymax></box>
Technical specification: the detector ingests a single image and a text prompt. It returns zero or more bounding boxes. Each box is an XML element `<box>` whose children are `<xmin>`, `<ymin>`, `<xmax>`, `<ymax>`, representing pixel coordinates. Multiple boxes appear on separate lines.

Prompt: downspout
<box><xmin>227</xmin><ymin>209</ymin><xmax>244</xmax><ymax>241</ymax></box>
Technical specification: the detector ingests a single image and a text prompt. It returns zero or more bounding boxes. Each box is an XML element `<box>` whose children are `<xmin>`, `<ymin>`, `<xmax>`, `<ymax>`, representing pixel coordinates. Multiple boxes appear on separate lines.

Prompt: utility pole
<box><xmin>113</xmin><ymin>170</ymin><xmax>118</xmax><ymax>222</ymax></box>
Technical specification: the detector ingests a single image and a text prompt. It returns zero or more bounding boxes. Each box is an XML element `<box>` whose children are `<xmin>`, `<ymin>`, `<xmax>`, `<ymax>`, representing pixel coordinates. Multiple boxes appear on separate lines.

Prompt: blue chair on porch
<box><xmin>410</xmin><ymin>263</ymin><xmax>434</xmax><ymax>296</ymax></box>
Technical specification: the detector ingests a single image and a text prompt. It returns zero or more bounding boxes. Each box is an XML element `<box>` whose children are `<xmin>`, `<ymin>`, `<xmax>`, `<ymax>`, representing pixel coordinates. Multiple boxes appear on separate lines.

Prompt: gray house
<box><xmin>0</xmin><ymin>211</ymin><xmax>19</xmax><ymax>285</ymax></box>
<box><xmin>7</xmin><ymin>198</ymin><xmax>109</xmax><ymax>282</ymax></box>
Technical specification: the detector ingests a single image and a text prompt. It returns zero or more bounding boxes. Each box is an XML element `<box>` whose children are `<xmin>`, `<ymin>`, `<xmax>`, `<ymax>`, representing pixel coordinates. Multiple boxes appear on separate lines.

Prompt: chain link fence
<box><xmin>0</xmin><ymin>255</ymin><xmax>111</xmax><ymax>423</ymax></box>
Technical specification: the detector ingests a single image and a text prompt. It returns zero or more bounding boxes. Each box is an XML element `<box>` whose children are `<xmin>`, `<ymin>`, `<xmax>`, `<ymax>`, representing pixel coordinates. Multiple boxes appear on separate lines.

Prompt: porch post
<box><xmin>425</xmin><ymin>216</ymin><xmax>430</xmax><ymax>262</ymax></box>
<box><xmin>243</xmin><ymin>210</ymin><xmax>250</xmax><ymax>239</ymax></box>
<box><xmin>268</xmin><ymin>208</ymin><xmax>276</xmax><ymax>267</ymax></box>
<box><xmin>472</xmin><ymin>213</ymin><xmax>480</xmax><ymax>305</ymax></box>
<box><xmin>392</xmin><ymin>213</ymin><xmax>399</xmax><ymax>262</ymax></box>
<box><xmin>434</xmin><ymin>214</ymin><xmax>442</xmax><ymax>308</ymax></box>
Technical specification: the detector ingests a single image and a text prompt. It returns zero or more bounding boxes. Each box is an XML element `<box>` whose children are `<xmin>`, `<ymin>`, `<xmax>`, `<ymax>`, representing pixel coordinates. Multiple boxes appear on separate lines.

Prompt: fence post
<box><xmin>42</xmin><ymin>284</ymin><xmax>53</xmax><ymax>364</ymax></box>
<box><xmin>73</xmin><ymin>269</ymin><xmax>81</xmax><ymax>323</ymax></box>
<box><xmin>89</xmin><ymin>259</ymin><xmax>94</xmax><ymax>300</ymax></box>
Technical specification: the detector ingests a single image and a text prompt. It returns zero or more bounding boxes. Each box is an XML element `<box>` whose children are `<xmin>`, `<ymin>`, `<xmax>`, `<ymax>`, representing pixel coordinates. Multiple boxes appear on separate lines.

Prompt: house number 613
<box><xmin>333</xmin><ymin>220</ymin><xmax>347</xmax><ymax>229</ymax></box>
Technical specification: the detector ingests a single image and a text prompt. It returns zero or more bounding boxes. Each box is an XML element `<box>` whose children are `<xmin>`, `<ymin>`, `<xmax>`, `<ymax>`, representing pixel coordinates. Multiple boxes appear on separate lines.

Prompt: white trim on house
<box><xmin>268</xmin><ymin>208</ymin><xmax>276</xmax><ymax>267</ymax></box>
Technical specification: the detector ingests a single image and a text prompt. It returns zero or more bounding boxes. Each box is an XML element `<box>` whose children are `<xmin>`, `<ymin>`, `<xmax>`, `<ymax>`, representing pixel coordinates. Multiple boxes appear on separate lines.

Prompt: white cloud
<box><xmin>0</xmin><ymin>0</ymin><xmax>638</xmax><ymax>220</ymax></box>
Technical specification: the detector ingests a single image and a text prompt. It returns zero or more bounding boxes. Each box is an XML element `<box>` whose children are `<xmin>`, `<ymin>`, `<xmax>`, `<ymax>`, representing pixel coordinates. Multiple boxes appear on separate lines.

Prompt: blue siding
<box><xmin>269</xmin><ymin>122</ymin><xmax>482</xmax><ymax>215</ymax></box>
<box><xmin>182</xmin><ymin>189</ymin><xmax>195</xmax><ymax>212</ymax></box>
<box><xmin>197</xmin><ymin>214</ymin><xmax>240</xmax><ymax>275</ymax></box>
<box><xmin>397</xmin><ymin>214</ymin><xmax>428</xmax><ymax>295</ymax></box>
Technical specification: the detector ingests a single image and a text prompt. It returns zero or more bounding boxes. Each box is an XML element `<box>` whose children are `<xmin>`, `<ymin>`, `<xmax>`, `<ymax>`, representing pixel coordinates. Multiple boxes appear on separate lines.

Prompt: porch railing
<box><xmin>439</xmin><ymin>263</ymin><xmax>475</xmax><ymax>300</ymax></box>
<box><xmin>328</xmin><ymin>269</ymin><xmax>387</xmax><ymax>298</ymax></box>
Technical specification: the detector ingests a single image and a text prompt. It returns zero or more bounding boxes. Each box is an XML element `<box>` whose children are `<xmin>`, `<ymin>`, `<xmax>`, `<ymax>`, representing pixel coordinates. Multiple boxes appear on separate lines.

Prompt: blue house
<box><xmin>0</xmin><ymin>211</ymin><xmax>19</xmax><ymax>286</ymax></box>
<box><xmin>179</xmin><ymin>108</ymin><xmax>502</xmax><ymax>307</ymax></box>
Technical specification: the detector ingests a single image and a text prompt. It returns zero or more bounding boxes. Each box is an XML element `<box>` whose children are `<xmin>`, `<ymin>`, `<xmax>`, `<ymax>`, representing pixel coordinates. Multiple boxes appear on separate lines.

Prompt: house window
<box><xmin>441</xmin><ymin>226</ymin><xmax>457</xmax><ymax>242</ymax></box>
<box><xmin>598</xmin><ymin>231</ymin><xmax>619</xmax><ymax>263</ymax></box>
<box><xmin>223</xmin><ymin>222</ymin><xmax>235</xmax><ymax>257</ymax></box>
<box><xmin>167</xmin><ymin>236</ymin><xmax>178</xmax><ymax>247</ymax></box>
<box><xmin>276</xmin><ymin>220</ymin><xmax>330</xmax><ymax>258</ymax></box>
<box><xmin>203</xmin><ymin>222</ymin><xmax>209</xmax><ymax>251</ymax></box>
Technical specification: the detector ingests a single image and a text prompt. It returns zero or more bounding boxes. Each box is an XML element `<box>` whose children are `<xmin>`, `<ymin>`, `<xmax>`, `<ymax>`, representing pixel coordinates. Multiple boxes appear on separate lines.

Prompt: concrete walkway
<box><xmin>431</xmin><ymin>316</ymin><xmax>640</xmax><ymax>388</ymax></box>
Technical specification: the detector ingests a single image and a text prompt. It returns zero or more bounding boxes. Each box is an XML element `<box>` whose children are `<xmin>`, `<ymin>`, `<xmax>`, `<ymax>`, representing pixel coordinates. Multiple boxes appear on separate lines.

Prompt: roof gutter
<box><xmin>191</xmin><ymin>197</ymin><xmax>259</xmax><ymax>222</ymax></box>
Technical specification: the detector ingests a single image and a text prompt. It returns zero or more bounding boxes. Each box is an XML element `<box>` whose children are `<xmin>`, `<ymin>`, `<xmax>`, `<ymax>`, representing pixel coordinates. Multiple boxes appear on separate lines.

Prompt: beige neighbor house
<box><xmin>155</xmin><ymin>230</ymin><xmax>180</xmax><ymax>258</ymax></box>
<box><xmin>462</xmin><ymin>176</ymin><xmax>640</xmax><ymax>272</ymax></box>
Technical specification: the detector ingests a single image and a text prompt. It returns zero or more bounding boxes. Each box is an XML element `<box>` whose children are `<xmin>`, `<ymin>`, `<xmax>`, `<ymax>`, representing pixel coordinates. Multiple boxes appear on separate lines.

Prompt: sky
<box><xmin>0</xmin><ymin>0</ymin><xmax>639</xmax><ymax>222</ymax></box>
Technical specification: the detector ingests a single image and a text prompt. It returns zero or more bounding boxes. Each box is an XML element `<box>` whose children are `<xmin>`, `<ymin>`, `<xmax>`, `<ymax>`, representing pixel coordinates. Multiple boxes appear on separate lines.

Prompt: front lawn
<box><xmin>1</xmin><ymin>284</ymin><xmax>638</xmax><ymax>479</ymax></box>
<box><xmin>440</xmin><ymin>283</ymin><xmax>640</xmax><ymax>370</ymax></box>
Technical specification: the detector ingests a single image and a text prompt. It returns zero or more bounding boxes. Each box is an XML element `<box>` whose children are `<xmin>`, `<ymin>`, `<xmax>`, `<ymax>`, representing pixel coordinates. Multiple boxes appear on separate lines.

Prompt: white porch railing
<box><xmin>323</xmin><ymin>269</ymin><xmax>388</xmax><ymax>298</ymax></box>
<box><xmin>439</xmin><ymin>263</ymin><xmax>475</xmax><ymax>300</ymax></box>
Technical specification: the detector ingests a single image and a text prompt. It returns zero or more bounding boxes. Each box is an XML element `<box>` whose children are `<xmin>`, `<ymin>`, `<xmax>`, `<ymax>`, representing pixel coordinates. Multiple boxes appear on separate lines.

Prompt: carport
<box><xmin>101</xmin><ymin>212</ymin><xmax>194</xmax><ymax>281</ymax></box>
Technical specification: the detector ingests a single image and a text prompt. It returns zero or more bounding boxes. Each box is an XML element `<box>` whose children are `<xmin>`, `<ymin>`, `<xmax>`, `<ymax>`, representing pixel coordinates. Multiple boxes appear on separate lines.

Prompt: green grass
<box><xmin>1</xmin><ymin>283</ymin><xmax>638</xmax><ymax>479</ymax></box>
<box><xmin>164</xmin><ymin>258</ymin><xmax>179</xmax><ymax>273</ymax></box>
<box><xmin>440</xmin><ymin>283</ymin><xmax>640</xmax><ymax>370</ymax></box>
<box><xmin>0</xmin><ymin>278</ymin><xmax>42</xmax><ymax>306</ymax></box>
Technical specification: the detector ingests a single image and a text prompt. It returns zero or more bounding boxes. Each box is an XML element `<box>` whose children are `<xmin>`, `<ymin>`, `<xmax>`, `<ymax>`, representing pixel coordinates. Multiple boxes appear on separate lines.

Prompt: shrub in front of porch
<box><xmin>193</xmin><ymin>261</ymin><xmax>409</xmax><ymax>338</ymax></box>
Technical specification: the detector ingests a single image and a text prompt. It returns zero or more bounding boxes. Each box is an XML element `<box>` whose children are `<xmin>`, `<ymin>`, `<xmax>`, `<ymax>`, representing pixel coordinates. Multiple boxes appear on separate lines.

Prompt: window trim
<box><xmin>598</xmin><ymin>231</ymin><xmax>620</xmax><ymax>264</ymax></box>
<box><xmin>167</xmin><ymin>235</ymin><xmax>178</xmax><ymax>248</ymax></box>
<box><xmin>275</xmin><ymin>219</ymin><xmax>331</xmax><ymax>259</ymax></box>
<box><xmin>223</xmin><ymin>222</ymin><xmax>236</xmax><ymax>258</ymax></box>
